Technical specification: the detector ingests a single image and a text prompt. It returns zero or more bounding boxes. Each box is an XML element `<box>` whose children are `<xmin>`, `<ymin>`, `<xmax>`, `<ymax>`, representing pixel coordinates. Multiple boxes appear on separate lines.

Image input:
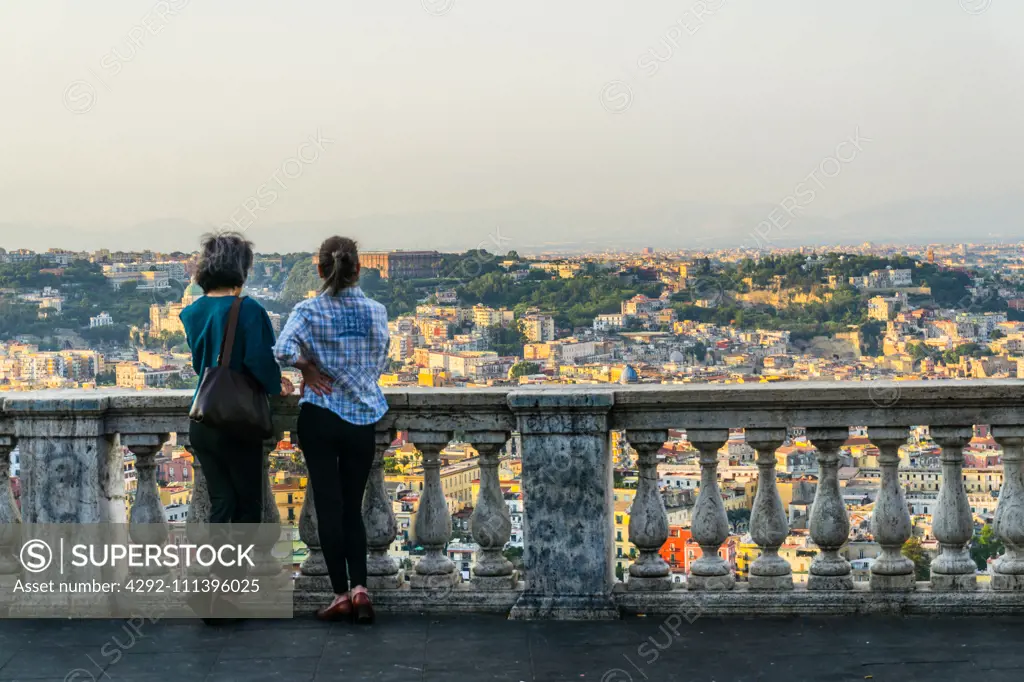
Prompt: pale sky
<box><xmin>1</xmin><ymin>1</ymin><xmax>1022</xmax><ymax>251</ymax></box>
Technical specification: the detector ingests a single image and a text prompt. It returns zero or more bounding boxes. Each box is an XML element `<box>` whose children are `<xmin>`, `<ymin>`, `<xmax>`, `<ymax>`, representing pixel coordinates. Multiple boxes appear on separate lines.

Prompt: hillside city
<box><xmin>1</xmin><ymin>241</ymin><xmax>1021</xmax><ymax>586</ymax></box>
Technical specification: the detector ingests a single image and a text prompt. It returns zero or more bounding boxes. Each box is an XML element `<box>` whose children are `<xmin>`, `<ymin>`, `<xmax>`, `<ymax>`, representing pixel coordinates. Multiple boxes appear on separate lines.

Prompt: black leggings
<box><xmin>188</xmin><ymin>421</ymin><xmax>264</xmax><ymax>579</ymax></box>
<box><xmin>297</xmin><ymin>404</ymin><xmax>377</xmax><ymax>593</ymax></box>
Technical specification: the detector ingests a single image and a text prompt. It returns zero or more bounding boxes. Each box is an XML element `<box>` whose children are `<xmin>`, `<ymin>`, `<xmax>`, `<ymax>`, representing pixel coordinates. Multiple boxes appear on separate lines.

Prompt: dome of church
<box><xmin>669</xmin><ymin>351</ymin><xmax>685</xmax><ymax>364</ymax></box>
<box><xmin>619</xmin><ymin>365</ymin><xmax>640</xmax><ymax>384</ymax></box>
<box><xmin>181</xmin><ymin>282</ymin><xmax>203</xmax><ymax>305</ymax></box>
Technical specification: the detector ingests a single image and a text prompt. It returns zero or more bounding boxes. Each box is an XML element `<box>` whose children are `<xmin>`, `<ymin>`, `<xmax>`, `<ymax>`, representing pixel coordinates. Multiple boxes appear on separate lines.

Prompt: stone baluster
<box><xmin>806</xmin><ymin>428</ymin><xmax>852</xmax><ymax>590</ymax></box>
<box><xmin>0</xmin><ymin>436</ymin><xmax>21</xmax><ymax>575</ymax></box>
<box><xmin>249</xmin><ymin>438</ymin><xmax>284</xmax><ymax>577</ymax></box>
<box><xmin>363</xmin><ymin>427</ymin><xmax>402</xmax><ymax>590</ymax></box>
<box><xmin>869</xmin><ymin>428</ymin><xmax>915</xmax><ymax>591</ymax></box>
<box><xmin>992</xmin><ymin>427</ymin><xmax>1024</xmax><ymax>591</ymax></box>
<box><xmin>412</xmin><ymin>439</ymin><xmax>459</xmax><ymax>590</ymax></box>
<box><xmin>124</xmin><ymin>434</ymin><xmax>170</xmax><ymax>576</ymax></box>
<box><xmin>930</xmin><ymin>426</ymin><xmax>976</xmax><ymax>591</ymax></box>
<box><xmin>745</xmin><ymin>428</ymin><xmax>791</xmax><ymax>591</ymax></box>
<box><xmin>471</xmin><ymin>437</ymin><xmax>517</xmax><ymax>590</ymax></box>
<box><xmin>296</xmin><ymin>483</ymin><xmax>329</xmax><ymax>593</ymax></box>
<box><xmin>180</xmin><ymin>439</ymin><xmax>211</xmax><ymax>576</ymax></box>
<box><xmin>687</xmin><ymin>429</ymin><xmax>734</xmax><ymax>591</ymax></box>
<box><xmin>625</xmin><ymin>430</ymin><xmax>672</xmax><ymax>592</ymax></box>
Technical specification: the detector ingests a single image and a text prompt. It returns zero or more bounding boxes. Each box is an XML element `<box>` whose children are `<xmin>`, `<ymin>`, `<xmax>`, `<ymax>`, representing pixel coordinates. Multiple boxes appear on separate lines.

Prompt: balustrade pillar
<box><xmin>508</xmin><ymin>392</ymin><xmax>617</xmax><ymax>620</ymax></box>
<box><xmin>746</xmin><ymin>429</ymin><xmax>791</xmax><ymax>591</ymax></box>
<box><xmin>124</xmin><ymin>434</ymin><xmax>171</xmax><ymax>576</ymax></box>
<box><xmin>0</xmin><ymin>436</ymin><xmax>21</xmax><ymax>575</ymax></box>
<box><xmin>807</xmin><ymin>428</ymin><xmax>852</xmax><ymax>590</ymax></box>
<box><xmin>625</xmin><ymin>431</ymin><xmax>672</xmax><ymax>592</ymax></box>
<box><xmin>363</xmin><ymin>427</ymin><xmax>402</xmax><ymax>590</ymax></box>
<box><xmin>991</xmin><ymin>427</ymin><xmax>1024</xmax><ymax>591</ymax></box>
<box><xmin>296</xmin><ymin>483</ymin><xmax>330</xmax><ymax>593</ymax></box>
<box><xmin>471</xmin><ymin>438</ymin><xmax>518</xmax><ymax>590</ymax></box>
<box><xmin>930</xmin><ymin>426</ymin><xmax>976</xmax><ymax>591</ymax></box>
<box><xmin>8</xmin><ymin>396</ymin><xmax>125</xmax><ymax>523</ymax></box>
<box><xmin>411</xmin><ymin>440</ymin><xmax>459</xmax><ymax>590</ymax></box>
<box><xmin>869</xmin><ymin>429</ymin><xmax>915</xmax><ymax>591</ymax></box>
<box><xmin>687</xmin><ymin>429</ymin><xmax>734</xmax><ymax>591</ymax></box>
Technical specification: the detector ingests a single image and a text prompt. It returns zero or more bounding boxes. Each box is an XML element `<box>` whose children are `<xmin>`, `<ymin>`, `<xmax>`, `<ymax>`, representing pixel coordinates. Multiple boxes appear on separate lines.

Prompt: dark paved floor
<box><xmin>0</xmin><ymin>614</ymin><xmax>1019</xmax><ymax>681</ymax></box>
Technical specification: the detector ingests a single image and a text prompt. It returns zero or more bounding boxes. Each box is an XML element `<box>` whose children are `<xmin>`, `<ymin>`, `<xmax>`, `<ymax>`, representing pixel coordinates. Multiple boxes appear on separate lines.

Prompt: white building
<box><xmin>165</xmin><ymin>503</ymin><xmax>190</xmax><ymax>523</ymax></box>
<box><xmin>90</xmin><ymin>311</ymin><xmax>114</xmax><ymax>328</ymax></box>
<box><xmin>594</xmin><ymin>314</ymin><xmax>630</xmax><ymax>332</ymax></box>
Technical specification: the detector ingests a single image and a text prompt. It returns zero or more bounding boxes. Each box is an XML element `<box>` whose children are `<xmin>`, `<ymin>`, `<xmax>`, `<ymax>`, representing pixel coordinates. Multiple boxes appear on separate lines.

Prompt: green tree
<box><xmin>509</xmin><ymin>361</ymin><xmax>540</xmax><ymax>378</ymax></box>
<box><xmin>906</xmin><ymin>342</ymin><xmax>930</xmax><ymax>361</ymax></box>
<box><xmin>902</xmin><ymin>537</ymin><xmax>931</xmax><ymax>580</ymax></box>
<box><xmin>487</xmin><ymin>323</ymin><xmax>528</xmax><ymax>357</ymax></box>
<box><xmin>615</xmin><ymin>563</ymin><xmax>625</xmax><ymax>581</ymax></box>
<box><xmin>502</xmin><ymin>546</ymin><xmax>524</xmax><ymax>571</ymax></box>
<box><xmin>971</xmin><ymin>523</ymin><xmax>1004</xmax><ymax>571</ymax></box>
<box><xmin>95</xmin><ymin>370</ymin><xmax>116</xmax><ymax>386</ymax></box>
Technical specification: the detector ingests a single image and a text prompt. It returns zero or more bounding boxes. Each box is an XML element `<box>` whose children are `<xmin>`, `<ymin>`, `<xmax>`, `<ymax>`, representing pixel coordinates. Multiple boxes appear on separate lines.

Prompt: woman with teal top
<box><xmin>179</xmin><ymin>233</ymin><xmax>292</xmax><ymax>617</ymax></box>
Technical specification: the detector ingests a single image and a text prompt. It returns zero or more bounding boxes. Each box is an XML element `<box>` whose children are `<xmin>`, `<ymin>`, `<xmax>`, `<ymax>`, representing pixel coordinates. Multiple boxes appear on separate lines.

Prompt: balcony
<box><xmin>1</xmin><ymin>381</ymin><xmax>1024</xmax><ymax>623</ymax></box>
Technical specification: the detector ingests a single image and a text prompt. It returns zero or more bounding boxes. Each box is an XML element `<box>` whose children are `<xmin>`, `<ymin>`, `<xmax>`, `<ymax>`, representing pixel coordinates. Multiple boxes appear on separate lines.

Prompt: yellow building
<box><xmin>470</xmin><ymin>475</ymin><xmax>521</xmax><ymax>504</ymax></box>
<box><xmin>149</xmin><ymin>283</ymin><xmax>201</xmax><ymax>337</ymax></box>
<box><xmin>440</xmin><ymin>458</ymin><xmax>480</xmax><ymax>512</ymax></box>
<box><xmin>735</xmin><ymin>538</ymin><xmax>760</xmax><ymax>581</ymax></box>
<box><xmin>613</xmin><ymin>500</ymin><xmax>633</xmax><ymax>577</ymax></box>
<box><xmin>273</xmin><ymin>475</ymin><xmax>307</xmax><ymax>526</ymax></box>
<box><xmin>159</xmin><ymin>485</ymin><xmax>191</xmax><ymax>507</ymax></box>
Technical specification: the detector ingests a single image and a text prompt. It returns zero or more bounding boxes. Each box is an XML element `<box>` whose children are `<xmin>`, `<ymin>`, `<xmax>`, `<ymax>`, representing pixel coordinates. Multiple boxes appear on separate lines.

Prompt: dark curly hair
<box><xmin>194</xmin><ymin>231</ymin><xmax>254</xmax><ymax>292</ymax></box>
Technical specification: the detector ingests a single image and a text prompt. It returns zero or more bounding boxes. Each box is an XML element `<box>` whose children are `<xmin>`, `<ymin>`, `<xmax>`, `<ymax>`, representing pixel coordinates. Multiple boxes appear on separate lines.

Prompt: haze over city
<box><xmin>2</xmin><ymin>0</ymin><xmax>1023</xmax><ymax>252</ymax></box>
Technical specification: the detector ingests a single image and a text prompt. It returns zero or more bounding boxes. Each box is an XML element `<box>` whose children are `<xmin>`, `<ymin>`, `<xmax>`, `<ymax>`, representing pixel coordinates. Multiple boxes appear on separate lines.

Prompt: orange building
<box><xmin>360</xmin><ymin>250</ymin><xmax>441</xmax><ymax>279</ymax></box>
<box><xmin>659</xmin><ymin>526</ymin><xmax>693</xmax><ymax>570</ymax></box>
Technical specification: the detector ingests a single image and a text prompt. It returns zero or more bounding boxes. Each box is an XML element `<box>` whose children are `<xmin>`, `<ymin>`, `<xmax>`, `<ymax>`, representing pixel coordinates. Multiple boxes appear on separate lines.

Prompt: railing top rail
<box><xmin>2</xmin><ymin>380</ymin><xmax>1023</xmax><ymax>434</ymax></box>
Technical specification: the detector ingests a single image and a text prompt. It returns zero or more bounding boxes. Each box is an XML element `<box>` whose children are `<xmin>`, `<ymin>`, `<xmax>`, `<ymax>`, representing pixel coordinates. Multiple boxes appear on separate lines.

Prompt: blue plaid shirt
<box><xmin>275</xmin><ymin>287</ymin><xmax>390</xmax><ymax>425</ymax></box>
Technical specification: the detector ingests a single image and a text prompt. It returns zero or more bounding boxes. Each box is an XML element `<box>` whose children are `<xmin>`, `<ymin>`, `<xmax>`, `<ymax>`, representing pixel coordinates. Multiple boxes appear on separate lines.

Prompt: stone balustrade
<box><xmin>3</xmin><ymin>382</ymin><xmax>1024</xmax><ymax>619</ymax></box>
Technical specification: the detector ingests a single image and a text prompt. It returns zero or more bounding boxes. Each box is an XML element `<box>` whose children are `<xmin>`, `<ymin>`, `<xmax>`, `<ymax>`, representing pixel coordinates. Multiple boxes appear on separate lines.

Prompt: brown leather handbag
<box><xmin>188</xmin><ymin>296</ymin><xmax>273</xmax><ymax>439</ymax></box>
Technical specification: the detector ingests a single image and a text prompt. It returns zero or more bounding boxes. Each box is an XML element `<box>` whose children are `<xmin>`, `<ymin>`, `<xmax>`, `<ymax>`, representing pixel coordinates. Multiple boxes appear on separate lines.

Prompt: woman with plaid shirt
<box><xmin>276</xmin><ymin>236</ymin><xmax>390</xmax><ymax>624</ymax></box>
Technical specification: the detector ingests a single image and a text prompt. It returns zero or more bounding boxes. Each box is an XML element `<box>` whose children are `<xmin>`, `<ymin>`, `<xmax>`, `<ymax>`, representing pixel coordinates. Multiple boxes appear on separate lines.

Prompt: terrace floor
<box><xmin>0</xmin><ymin>614</ymin><xmax>1020</xmax><ymax>682</ymax></box>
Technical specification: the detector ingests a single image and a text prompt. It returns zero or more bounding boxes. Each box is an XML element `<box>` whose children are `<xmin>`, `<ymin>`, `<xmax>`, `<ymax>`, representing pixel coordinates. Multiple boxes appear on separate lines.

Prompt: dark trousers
<box><xmin>297</xmin><ymin>403</ymin><xmax>376</xmax><ymax>593</ymax></box>
<box><xmin>188</xmin><ymin>420</ymin><xmax>264</xmax><ymax>579</ymax></box>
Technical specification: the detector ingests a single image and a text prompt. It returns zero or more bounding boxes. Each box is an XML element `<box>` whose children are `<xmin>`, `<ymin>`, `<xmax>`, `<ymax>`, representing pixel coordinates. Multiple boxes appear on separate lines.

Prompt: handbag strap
<box><xmin>218</xmin><ymin>296</ymin><xmax>245</xmax><ymax>367</ymax></box>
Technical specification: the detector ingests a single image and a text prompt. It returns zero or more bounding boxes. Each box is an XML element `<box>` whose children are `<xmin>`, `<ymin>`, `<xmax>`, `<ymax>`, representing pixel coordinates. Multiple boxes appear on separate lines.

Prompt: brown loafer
<box><xmin>316</xmin><ymin>598</ymin><xmax>353</xmax><ymax>622</ymax></box>
<box><xmin>351</xmin><ymin>592</ymin><xmax>375</xmax><ymax>625</ymax></box>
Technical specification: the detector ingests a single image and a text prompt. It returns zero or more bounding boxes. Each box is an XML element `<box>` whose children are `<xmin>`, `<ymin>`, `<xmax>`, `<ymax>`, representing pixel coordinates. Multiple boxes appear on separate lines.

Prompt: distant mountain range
<box><xmin>3</xmin><ymin>195</ymin><xmax>1021</xmax><ymax>254</ymax></box>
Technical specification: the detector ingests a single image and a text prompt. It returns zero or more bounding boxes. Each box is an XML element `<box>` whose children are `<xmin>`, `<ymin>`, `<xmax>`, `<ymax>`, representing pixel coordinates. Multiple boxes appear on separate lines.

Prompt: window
<box><xmin>615</xmin><ymin>515</ymin><xmax>623</xmax><ymax>524</ymax></box>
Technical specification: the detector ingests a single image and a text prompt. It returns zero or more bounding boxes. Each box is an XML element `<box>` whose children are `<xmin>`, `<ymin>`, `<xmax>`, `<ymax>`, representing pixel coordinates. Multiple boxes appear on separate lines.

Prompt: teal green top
<box><xmin>179</xmin><ymin>296</ymin><xmax>282</xmax><ymax>400</ymax></box>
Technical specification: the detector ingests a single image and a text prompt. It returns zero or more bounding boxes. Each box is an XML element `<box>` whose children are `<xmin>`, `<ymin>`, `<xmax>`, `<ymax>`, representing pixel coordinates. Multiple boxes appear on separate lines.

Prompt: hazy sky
<box><xmin>1</xmin><ymin>1</ymin><xmax>1022</xmax><ymax>251</ymax></box>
